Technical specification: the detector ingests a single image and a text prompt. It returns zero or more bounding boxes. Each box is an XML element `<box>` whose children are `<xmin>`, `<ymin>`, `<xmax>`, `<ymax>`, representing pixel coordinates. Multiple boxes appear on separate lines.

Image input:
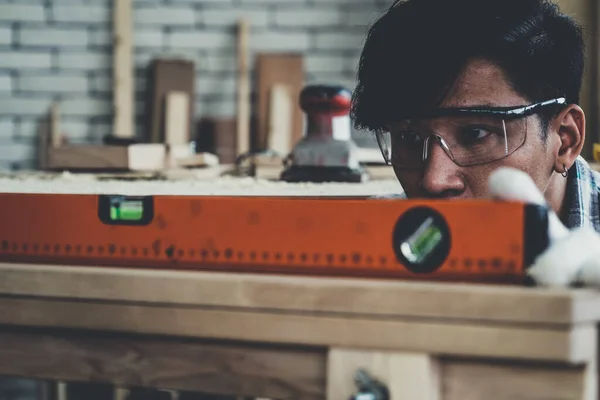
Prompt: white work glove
<box><xmin>488</xmin><ymin>167</ymin><xmax>600</xmax><ymax>288</ymax></box>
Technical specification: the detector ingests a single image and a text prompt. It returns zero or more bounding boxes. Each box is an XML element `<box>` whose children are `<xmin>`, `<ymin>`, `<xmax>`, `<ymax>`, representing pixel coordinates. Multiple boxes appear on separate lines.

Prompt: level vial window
<box><xmin>399</xmin><ymin>216</ymin><xmax>443</xmax><ymax>264</ymax></box>
<box><xmin>98</xmin><ymin>195</ymin><xmax>153</xmax><ymax>226</ymax></box>
<box><xmin>110</xmin><ymin>200</ymin><xmax>144</xmax><ymax>221</ymax></box>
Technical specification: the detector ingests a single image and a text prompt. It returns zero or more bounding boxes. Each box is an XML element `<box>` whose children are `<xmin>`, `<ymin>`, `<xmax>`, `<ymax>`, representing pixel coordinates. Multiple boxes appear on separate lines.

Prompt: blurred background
<box><xmin>0</xmin><ymin>0</ymin><xmax>594</xmax><ymax>174</ymax></box>
<box><xmin>0</xmin><ymin>0</ymin><xmax>399</xmax><ymax>173</ymax></box>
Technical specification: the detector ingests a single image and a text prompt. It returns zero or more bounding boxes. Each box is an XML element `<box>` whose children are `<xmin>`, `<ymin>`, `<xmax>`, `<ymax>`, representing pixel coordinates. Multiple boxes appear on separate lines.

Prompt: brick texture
<box><xmin>0</xmin><ymin>0</ymin><xmax>388</xmax><ymax>171</ymax></box>
<box><xmin>0</xmin><ymin>27</ymin><xmax>11</xmax><ymax>45</ymax></box>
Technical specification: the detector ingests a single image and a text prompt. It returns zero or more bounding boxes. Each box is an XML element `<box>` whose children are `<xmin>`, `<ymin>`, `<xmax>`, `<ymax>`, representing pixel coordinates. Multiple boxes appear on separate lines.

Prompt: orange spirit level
<box><xmin>0</xmin><ymin>193</ymin><xmax>549</xmax><ymax>284</ymax></box>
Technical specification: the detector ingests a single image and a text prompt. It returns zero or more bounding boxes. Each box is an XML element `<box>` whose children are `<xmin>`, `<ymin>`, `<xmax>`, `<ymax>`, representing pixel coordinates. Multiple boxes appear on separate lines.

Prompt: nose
<box><xmin>420</xmin><ymin>137</ymin><xmax>466</xmax><ymax>197</ymax></box>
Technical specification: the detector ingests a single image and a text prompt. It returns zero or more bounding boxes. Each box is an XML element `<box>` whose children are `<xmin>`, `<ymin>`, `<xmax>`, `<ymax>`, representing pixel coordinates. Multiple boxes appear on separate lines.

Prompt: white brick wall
<box><xmin>274</xmin><ymin>8</ymin><xmax>343</xmax><ymax>27</ymax></box>
<box><xmin>0</xmin><ymin>50</ymin><xmax>53</xmax><ymax>69</ymax></box>
<box><xmin>199</xmin><ymin>8</ymin><xmax>270</xmax><ymax>27</ymax></box>
<box><xmin>0</xmin><ymin>119</ymin><xmax>14</xmax><ymax>138</ymax></box>
<box><xmin>0</xmin><ymin>26</ymin><xmax>11</xmax><ymax>45</ymax></box>
<box><xmin>16</xmin><ymin>73</ymin><xmax>89</xmax><ymax>93</ymax></box>
<box><xmin>17</xmin><ymin>27</ymin><xmax>90</xmax><ymax>47</ymax></box>
<box><xmin>135</xmin><ymin>6</ymin><xmax>198</xmax><ymax>26</ymax></box>
<box><xmin>50</xmin><ymin>5</ymin><xmax>110</xmax><ymax>23</ymax></box>
<box><xmin>0</xmin><ymin>0</ymin><xmax>389</xmax><ymax>170</ymax></box>
<box><xmin>0</xmin><ymin>74</ymin><xmax>12</xmax><ymax>92</ymax></box>
<box><xmin>0</xmin><ymin>4</ymin><xmax>45</xmax><ymax>22</ymax></box>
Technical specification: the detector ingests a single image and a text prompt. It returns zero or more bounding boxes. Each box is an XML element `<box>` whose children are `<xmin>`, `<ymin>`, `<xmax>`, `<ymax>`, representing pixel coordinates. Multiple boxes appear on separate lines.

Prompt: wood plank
<box><xmin>38</xmin><ymin>105</ymin><xmax>54</xmax><ymax>170</ymax></box>
<box><xmin>0</xmin><ymin>327</ymin><xmax>595</xmax><ymax>400</ymax></box>
<box><xmin>127</xmin><ymin>144</ymin><xmax>170</xmax><ymax>170</ymax></box>
<box><xmin>45</xmin><ymin>144</ymin><xmax>167</xmax><ymax>172</ymax></box>
<box><xmin>46</xmin><ymin>145</ymin><xmax>130</xmax><ymax>171</ymax></box>
<box><xmin>145</xmin><ymin>59</ymin><xmax>195</xmax><ymax>143</ymax></box>
<box><xmin>1</xmin><ymin>263</ymin><xmax>599</xmax><ymax>326</ymax></box>
<box><xmin>0</xmin><ymin>296</ymin><xmax>593</xmax><ymax>363</ymax></box>
<box><xmin>112</xmin><ymin>0</ymin><xmax>134</xmax><ymax>139</ymax></box>
<box><xmin>50</xmin><ymin>102</ymin><xmax>61</xmax><ymax>147</ymax></box>
<box><xmin>443</xmin><ymin>358</ymin><xmax>592</xmax><ymax>400</ymax></box>
<box><xmin>164</xmin><ymin>91</ymin><xmax>190</xmax><ymax>146</ymax></box>
<box><xmin>267</xmin><ymin>84</ymin><xmax>293</xmax><ymax>156</ymax></box>
<box><xmin>44</xmin><ymin>144</ymin><xmax>212</xmax><ymax>172</ymax></box>
<box><xmin>195</xmin><ymin>117</ymin><xmax>237</xmax><ymax>164</ymax></box>
<box><xmin>256</xmin><ymin>54</ymin><xmax>304</xmax><ymax>151</ymax></box>
<box><xmin>236</xmin><ymin>19</ymin><xmax>250</xmax><ymax>157</ymax></box>
<box><xmin>0</xmin><ymin>329</ymin><xmax>325</xmax><ymax>400</ymax></box>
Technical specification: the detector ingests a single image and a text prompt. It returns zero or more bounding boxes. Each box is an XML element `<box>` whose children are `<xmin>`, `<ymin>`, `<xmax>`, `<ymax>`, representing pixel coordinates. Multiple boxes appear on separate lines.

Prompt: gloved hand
<box><xmin>487</xmin><ymin>167</ymin><xmax>600</xmax><ymax>288</ymax></box>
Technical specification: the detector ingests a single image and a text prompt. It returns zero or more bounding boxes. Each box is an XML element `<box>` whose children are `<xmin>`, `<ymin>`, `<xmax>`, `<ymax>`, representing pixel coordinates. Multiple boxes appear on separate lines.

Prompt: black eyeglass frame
<box><xmin>409</xmin><ymin>97</ymin><xmax>567</xmax><ymax>119</ymax></box>
<box><xmin>377</xmin><ymin>97</ymin><xmax>568</xmax><ymax>166</ymax></box>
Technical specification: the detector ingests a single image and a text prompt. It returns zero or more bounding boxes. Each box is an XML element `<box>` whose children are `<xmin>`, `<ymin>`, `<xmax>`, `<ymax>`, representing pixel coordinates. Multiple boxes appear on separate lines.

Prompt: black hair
<box><xmin>351</xmin><ymin>0</ymin><xmax>585</xmax><ymax>135</ymax></box>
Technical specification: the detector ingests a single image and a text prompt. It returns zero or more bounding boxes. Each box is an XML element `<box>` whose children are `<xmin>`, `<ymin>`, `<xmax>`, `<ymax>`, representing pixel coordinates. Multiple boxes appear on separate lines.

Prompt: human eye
<box><xmin>459</xmin><ymin>125</ymin><xmax>494</xmax><ymax>145</ymax></box>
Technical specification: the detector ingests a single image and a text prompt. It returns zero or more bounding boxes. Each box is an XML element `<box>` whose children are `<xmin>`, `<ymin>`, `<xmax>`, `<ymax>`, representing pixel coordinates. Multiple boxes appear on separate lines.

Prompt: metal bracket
<box><xmin>349</xmin><ymin>368</ymin><xmax>390</xmax><ymax>400</ymax></box>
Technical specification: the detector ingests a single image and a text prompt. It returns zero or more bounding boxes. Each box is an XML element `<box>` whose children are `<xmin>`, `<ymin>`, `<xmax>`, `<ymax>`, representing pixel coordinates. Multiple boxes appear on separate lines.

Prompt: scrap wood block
<box><xmin>195</xmin><ymin>117</ymin><xmax>239</xmax><ymax>165</ymax></box>
<box><xmin>112</xmin><ymin>0</ymin><xmax>134</xmax><ymax>140</ymax></box>
<box><xmin>236</xmin><ymin>18</ymin><xmax>251</xmax><ymax>158</ymax></box>
<box><xmin>145</xmin><ymin>58</ymin><xmax>195</xmax><ymax>144</ymax></box>
<box><xmin>164</xmin><ymin>91</ymin><xmax>191</xmax><ymax>146</ymax></box>
<box><xmin>44</xmin><ymin>144</ymin><xmax>216</xmax><ymax>172</ymax></box>
<box><xmin>45</xmin><ymin>144</ymin><xmax>167</xmax><ymax>172</ymax></box>
<box><xmin>256</xmin><ymin>54</ymin><xmax>304</xmax><ymax>152</ymax></box>
<box><xmin>267</xmin><ymin>83</ymin><xmax>294</xmax><ymax>156</ymax></box>
<box><xmin>237</xmin><ymin>152</ymin><xmax>285</xmax><ymax>179</ymax></box>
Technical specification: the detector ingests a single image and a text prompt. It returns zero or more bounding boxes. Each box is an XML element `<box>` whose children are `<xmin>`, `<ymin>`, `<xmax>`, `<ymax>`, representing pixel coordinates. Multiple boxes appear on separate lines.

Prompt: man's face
<box><xmin>392</xmin><ymin>58</ymin><xmax>558</xmax><ymax>199</ymax></box>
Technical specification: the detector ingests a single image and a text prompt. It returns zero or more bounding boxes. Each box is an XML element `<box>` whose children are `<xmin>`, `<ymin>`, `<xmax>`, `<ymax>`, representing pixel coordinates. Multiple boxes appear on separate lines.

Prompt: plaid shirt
<box><xmin>561</xmin><ymin>156</ymin><xmax>600</xmax><ymax>232</ymax></box>
<box><xmin>373</xmin><ymin>155</ymin><xmax>600</xmax><ymax>232</ymax></box>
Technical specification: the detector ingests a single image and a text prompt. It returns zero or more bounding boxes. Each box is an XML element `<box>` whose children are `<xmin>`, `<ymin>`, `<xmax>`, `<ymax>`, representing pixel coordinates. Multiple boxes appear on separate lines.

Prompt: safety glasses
<box><xmin>375</xmin><ymin>97</ymin><xmax>566</xmax><ymax>168</ymax></box>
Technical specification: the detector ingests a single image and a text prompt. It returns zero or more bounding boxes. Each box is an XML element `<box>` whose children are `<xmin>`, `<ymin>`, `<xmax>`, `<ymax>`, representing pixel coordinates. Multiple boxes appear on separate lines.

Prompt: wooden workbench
<box><xmin>0</xmin><ymin>262</ymin><xmax>598</xmax><ymax>400</ymax></box>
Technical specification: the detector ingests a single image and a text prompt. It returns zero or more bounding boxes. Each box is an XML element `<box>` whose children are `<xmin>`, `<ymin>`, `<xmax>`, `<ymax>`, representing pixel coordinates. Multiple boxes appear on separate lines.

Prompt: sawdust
<box><xmin>0</xmin><ymin>170</ymin><xmax>404</xmax><ymax>196</ymax></box>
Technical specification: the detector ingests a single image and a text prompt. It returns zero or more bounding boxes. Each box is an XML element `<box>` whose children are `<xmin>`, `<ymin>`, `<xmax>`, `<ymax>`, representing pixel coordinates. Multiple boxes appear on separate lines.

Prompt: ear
<box><xmin>552</xmin><ymin>104</ymin><xmax>586</xmax><ymax>174</ymax></box>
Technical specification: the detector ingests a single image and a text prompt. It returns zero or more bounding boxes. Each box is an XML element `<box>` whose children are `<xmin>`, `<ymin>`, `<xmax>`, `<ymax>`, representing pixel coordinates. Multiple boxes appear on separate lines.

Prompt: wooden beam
<box><xmin>0</xmin><ymin>328</ymin><xmax>593</xmax><ymax>400</ymax></box>
<box><xmin>112</xmin><ymin>0</ymin><xmax>134</xmax><ymax>139</ymax></box>
<box><xmin>0</xmin><ymin>294</ymin><xmax>593</xmax><ymax>363</ymax></box>
<box><xmin>0</xmin><ymin>328</ymin><xmax>325</xmax><ymax>400</ymax></box>
<box><xmin>43</xmin><ymin>145</ymin><xmax>214</xmax><ymax>172</ymax></box>
<box><xmin>0</xmin><ymin>263</ymin><xmax>597</xmax><ymax>326</ymax></box>
<box><xmin>256</xmin><ymin>54</ymin><xmax>304</xmax><ymax>151</ymax></box>
<box><xmin>236</xmin><ymin>19</ymin><xmax>250</xmax><ymax>157</ymax></box>
<box><xmin>44</xmin><ymin>144</ymin><xmax>166</xmax><ymax>172</ymax></box>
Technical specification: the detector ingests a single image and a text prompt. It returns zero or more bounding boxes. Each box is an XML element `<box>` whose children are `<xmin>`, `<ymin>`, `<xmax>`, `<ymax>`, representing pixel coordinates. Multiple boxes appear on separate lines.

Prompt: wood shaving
<box><xmin>0</xmin><ymin>170</ymin><xmax>404</xmax><ymax>197</ymax></box>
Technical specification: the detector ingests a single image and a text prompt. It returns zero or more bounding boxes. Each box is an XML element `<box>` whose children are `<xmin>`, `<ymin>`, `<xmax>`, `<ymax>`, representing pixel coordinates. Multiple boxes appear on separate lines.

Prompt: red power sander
<box><xmin>280</xmin><ymin>84</ymin><xmax>368</xmax><ymax>183</ymax></box>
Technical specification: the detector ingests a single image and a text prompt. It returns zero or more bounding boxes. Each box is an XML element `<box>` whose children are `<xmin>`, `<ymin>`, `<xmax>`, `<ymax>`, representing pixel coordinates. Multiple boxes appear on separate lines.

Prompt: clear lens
<box><xmin>375</xmin><ymin>116</ymin><xmax>527</xmax><ymax>168</ymax></box>
<box><xmin>376</xmin><ymin>130</ymin><xmax>392</xmax><ymax>164</ymax></box>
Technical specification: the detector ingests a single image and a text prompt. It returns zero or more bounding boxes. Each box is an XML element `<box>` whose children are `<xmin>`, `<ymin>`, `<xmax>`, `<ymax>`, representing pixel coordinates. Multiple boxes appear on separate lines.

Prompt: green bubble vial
<box><xmin>110</xmin><ymin>200</ymin><xmax>144</xmax><ymax>221</ymax></box>
<box><xmin>399</xmin><ymin>216</ymin><xmax>443</xmax><ymax>264</ymax></box>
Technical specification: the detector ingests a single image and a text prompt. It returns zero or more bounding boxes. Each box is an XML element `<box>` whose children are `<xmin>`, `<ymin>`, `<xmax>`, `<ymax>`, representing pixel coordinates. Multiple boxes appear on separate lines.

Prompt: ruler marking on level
<box><xmin>0</xmin><ymin>193</ymin><xmax>544</xmax><ymax>284</ymax></box>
